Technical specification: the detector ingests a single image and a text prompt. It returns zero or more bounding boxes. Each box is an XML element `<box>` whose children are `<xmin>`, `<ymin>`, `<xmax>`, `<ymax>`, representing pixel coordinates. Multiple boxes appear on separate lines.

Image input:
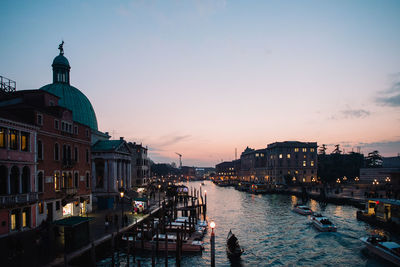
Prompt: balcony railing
<box><xmin>62</xmin><ymin>159</ymin><xmax>76</xmax><ymax>169</ymax></box>
<box><xmin>62</xmin><ymin>187</ymin><xmax>77</xmax><ymax>195</ymax></box>
<box><xmin>0</xmin><ymin>192</ymin><xmax>38</xmax><ymax>206</ymax></box>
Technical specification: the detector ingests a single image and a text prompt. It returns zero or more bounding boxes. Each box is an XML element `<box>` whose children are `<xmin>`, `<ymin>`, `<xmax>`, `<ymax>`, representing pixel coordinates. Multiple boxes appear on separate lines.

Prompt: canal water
<box><xmin>98</xmin><ymin>180</ymin><xmax>396</xmax><ymax>266</ymax></box>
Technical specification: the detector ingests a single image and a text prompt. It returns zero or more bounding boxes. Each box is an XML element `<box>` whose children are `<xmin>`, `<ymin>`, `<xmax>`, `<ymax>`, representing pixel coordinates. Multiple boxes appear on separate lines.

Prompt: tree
<box><xmin>366</xmin><ymin>150</ymin><xmax>383</xmax><ymax>168</ymax></box>
<box><xmin>318</xmin><ymin>144</ymin><xmax>327</xmax><ymax>155</ymax></box>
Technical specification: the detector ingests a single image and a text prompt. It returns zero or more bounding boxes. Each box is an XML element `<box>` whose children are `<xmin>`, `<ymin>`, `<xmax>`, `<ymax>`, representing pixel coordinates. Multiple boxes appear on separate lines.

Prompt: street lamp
<box><xmin>385</xmin><ymin>177</ymin><xmax>391</xmax><ymax>183</ymax></box>
<box><xmin>120</xmin><ymin>189</ymin><xmax>125</xmax><ymax>227</ymax></box>
<box><xmin>210</xmin><ymin>221</ymin><xmax>216</xmax><ymax>267</ymax></box>
<box><xmin>158</xmin><ymin>184</ymin><xmax>161</xmax><ymax>206</ymax></box>
<box><xmin>355</xmin><ymin>177</ymin><xmax>359</xmax><ymax>182</ymax></box>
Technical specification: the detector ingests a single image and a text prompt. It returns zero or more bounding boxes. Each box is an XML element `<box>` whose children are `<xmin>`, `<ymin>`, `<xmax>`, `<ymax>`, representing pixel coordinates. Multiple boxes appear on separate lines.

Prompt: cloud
<box><xmin>156</xmin><ymin>134</ymin><xmax>192</xmax><ymax>147</ymax></box>
<box><xmin>329</xmin><ymin>107</ymin><xmax>370</xmax><ymax>120</ymax></box>
<box><xmin>341</xmin><ymin>109</ymin><xmax>370</xmax><ymax>119</ymax></box>
<box><xmin>376</xmin><ymin>74</ymin><xmax>400</xmax><ymax>107</ymax></box>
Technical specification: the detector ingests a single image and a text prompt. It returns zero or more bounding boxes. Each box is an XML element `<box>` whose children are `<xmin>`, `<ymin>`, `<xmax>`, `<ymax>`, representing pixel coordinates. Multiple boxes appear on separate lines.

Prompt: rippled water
<box><xmin>98</xmin><ymin>181</ymin><xmax>396</xmax><ymax>266</ymax></box>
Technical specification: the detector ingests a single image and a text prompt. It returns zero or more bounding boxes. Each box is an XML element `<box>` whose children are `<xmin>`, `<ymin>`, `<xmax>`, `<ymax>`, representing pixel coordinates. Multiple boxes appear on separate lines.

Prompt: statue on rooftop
<box><xmin>58</xmin><ymin>41</ymin><xmax>64</xmax><ymax>55</ymax></box>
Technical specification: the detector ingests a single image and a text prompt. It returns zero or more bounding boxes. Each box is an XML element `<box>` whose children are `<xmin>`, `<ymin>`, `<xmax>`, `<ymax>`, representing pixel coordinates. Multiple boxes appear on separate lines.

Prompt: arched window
<box><xmin>0</xmin><ymin>165</ymin><xmax>7</xmax><ymax>194</ymax></box>
<box><xmin>10</xmin><ymin>166</ymin><xmax>19</xmax><ymax>194</ymax></box>
<box><xmin>74</xmin><ymin>172</ymin><xmax>79</xmax><ymax>188</ymax></box>
<box><xmin>22</xmin><ymin>166</ymin><xmax>30</xmax><ymax>193</ymax></box>
<box><xmin>86</xmin><ymin>172</ymin><xmax>90</xmax><ymax>188</ymax></box>
<box><xmin>37</xmin><ymin>172</ymin><xmax>43</xmax><ymax>193</ymax></box>
<box><xmin>54</xmin><ymin>143</ymin><xmax>59</xmax><ymax>160</ymax></box>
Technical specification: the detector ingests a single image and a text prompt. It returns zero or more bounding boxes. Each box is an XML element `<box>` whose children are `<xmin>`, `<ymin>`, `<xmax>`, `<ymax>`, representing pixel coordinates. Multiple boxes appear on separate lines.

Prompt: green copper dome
<box><xmin>39</xmin><ymin>42</ymin><xmax>98</xmax><ymax>131</ymax></box>
<box><xmin>52</xmin><ymin>54</ymin><xmax>70</xmax><ymax>67</ymax></box>
<box><xmin>40</xmin><ymin>83</ymin><xmax>98</xmax><ymax>130</ymax></box>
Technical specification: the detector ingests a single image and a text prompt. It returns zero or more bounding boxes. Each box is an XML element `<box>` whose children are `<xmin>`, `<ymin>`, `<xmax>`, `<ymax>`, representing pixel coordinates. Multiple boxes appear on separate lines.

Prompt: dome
<box><xmin>40</xmin><ymin>83</ymin><xmax>98</xmax><ymax>131</ymax></box>
<box><xmin>52</xmin><ymin>54</ymin><xmax>70</xmax><ymax>67</ymax></box>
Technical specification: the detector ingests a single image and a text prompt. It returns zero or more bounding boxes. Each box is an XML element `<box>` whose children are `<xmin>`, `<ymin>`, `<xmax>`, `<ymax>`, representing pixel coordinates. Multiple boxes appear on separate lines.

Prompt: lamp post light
<box><xmin>210</xmin><ymin>221</ymin><xmax>216</xmax><ymax>267</ymax></box>
<box><xmin>120</xmin><ymin>189</ymin><xmax>125</xmax><ymax>228</ymax></box>
<box><xmin>158</xmin><ymin>184</ymin><xmax>161</xmax><ymax>207</ymax></box>
<box><xmin>355</xmin><ymin>177</ymin><xmax>359</xmax><ymax>182</ymax></box>
<box><xmin>385</xmin><ymin>177</ymin><xmax>391</xmax><ymax>183</ymax></box>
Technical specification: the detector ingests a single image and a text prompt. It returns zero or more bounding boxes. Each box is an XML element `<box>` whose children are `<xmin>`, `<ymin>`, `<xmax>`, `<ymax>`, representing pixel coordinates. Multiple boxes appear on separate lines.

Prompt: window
<box><xmin>56</xmin><ymin>201</ymin><xmax>60</xmax><ymax>211</ymax></box>
<box><xmin>74</xmin><ymin>147</ymin><xmax>78</xmax><ymax>162</ymax></box>
<box><xmin>294</xmin><ymin>148</ymin><xmax>299</xmax><ymax>152</ymax></box>
<box><xmin>61</xmin><ymin>122</ymin><xmax>65</xmax><ymax>131</ymax></box>
<box><xmin>21</xmin><ymin>132</ymin><xmax>30</xmax><ymax>151</ymax></box>
<box><xmin>49</xmin><ymin>100</ymin><xmax>55</xmax><ymax>106</ymax></box>
<box><xmin>54</xmin><ymin>120</ymin><xmax>59</xmax><ymax>130</ymax></box>
<box><xmin>0</xmin><ymin>128</ymin><xmax>6</xmax><ymax>148</ymax></box>
<box><xmin>74</xmin><ymin>172</ymin><xmax>79</xmax><ymax>188</ymax></box>
<box><xmin>279</xmin><ymin>154</ymin><xmax>282</xmax><ymax>159</ymax></box>
<box><xmin>86</xmin><ymin>173</ymin><xmax>90</xmax><ymax>188</ymax></box>
<box><xmin>54</xmin><ymin>143</ymin><xmax>59</xmax><ymax>160</ymax></box>
<box><xmin>310</xmin><ymin>148</ymin><xmax>315</xmax><ymax>152</ymax></box>
<box><xmin>311</xmin><ymin>161</ymin><xmax>314</xmax><ymax>167</ymax></box>
<box><xmin>86</xmin><ymin>129</ymin><xmax>89</xmax><ymax>137</ymax></box>
<box><xmin>37</xmin><ymin>114</ymin><xmax>43</xmax><ymax>125</ymax></box>
<box><xmin>37</xmin><ymin>140</ymin><xmax>43</xmax><ymax>160</ymax></box>
<box><xmin>74</xmin><ymin>126</ymin><xmax>78</xmax><ymax>135</ymax></box>
<box><xmin>303</xmin><ymin>161</ymin><xmax>306</xmax><ymax>167</ymax></box>
<box><xmin>9</xmin><ymin>129</ymin><xmax>18</xmax><ymax>150</ymax></box>
<box><xmin>86</xmin><ymin>149</ymin><xmax>89</xmax><ymax>163</ymax></box>
<box><xmin>38</xmin><ymin>172</ymin><xmax>43</xmax><ymax>193</ymax></box>
<box><xmin>22</xmin><ymin>210</ymin><xmax>27</xmax><ymax>228</ymax></box>
<box><xmin>54</xmin><ymin>172</ymin><xmax>60</xmax><ymax>191</ymax></box>
<box><xmin>38</xmin><ymin>202</ymin><xmax>44</xmax><ymax>214</ymax></box>
<box><xmin>11</xmin><ymin>213</ymin><xmax>16</xmax><ymax>230</ymax></box>
<box><xmin>286</xmin><ymin>154</ymin><xmax>290</xmax><ymax>159</ymax></box>
<box><xmin>304</xmin><ymin>155</ymin><xmax>307</xmax><ymax>159</ymax></box>
<box><xmin>302</xmin><ymin>148</ymin><xmax>307</xmax><ymax>152</ymax></box>
<box><xmin>255</xmin><ymin>153</ymin><xmax>259</xmax><ymax>157</ymax></box>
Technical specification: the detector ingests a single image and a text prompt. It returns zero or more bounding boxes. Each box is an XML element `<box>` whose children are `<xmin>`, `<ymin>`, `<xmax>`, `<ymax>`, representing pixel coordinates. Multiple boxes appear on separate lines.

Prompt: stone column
<box><xmin>18</xmin><ymin>166</ymin><xmax>22</xmax><ymax>194</ymax></box>
<box><xmin>6</xmin><ymin>165</ymin><xmax>10</xmax><ymax>194</ymax></box>
<box><xmin>113</xmin><ymin>160</ymin><xmax>118</xmax><ymax>192</ymax></box>
<box><xmin>104</xmin><ymin>160</ymin><xmax>108</xmax><ymax>192</ymax></box>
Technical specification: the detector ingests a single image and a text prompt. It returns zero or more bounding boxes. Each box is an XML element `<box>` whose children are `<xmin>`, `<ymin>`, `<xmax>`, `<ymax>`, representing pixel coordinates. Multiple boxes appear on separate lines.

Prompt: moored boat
<box><xmin>311</xmin><ymin>213</ymin><xmax>337</xmax><ymax>232</ymax></box>
<box><xmin>360</xmin><ymin>235</ymin><xmax>400</xmax><ymax>266</ymax></box>
<box><xmin>293</xmin><ymin>205</ymin><xmax>313</xmax><ymax>215</ymax></box>
<box><xmin>226</xmin><ymin>229</ymin><xmax>243</xmax><ymax>258</ymax></box>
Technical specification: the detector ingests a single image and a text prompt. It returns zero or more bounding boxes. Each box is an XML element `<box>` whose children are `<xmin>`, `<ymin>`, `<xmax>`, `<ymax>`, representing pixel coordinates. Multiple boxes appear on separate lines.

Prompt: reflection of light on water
<box><xmin>334</xmin><ymin>205</ymin><xmax>344</xmax><ymax>217</ymax></box>
<box><xmin>258</xmin><ymin>194</ymin><xmax>262</xmax><ymax>198</ymax></box>
<box><xmin>310</xmin><ymin>199</ymin><xmax>318</xmax><ymax>211</ymax></box>
<box><xmin>291</xmin><ymin>195</ymin><xmax>298</xmax><ymax>206</ymax></box>
<box><xmin>251</xmin><ymin>194</ymin><xmax>255</xmax><ymax>201</ymax></box>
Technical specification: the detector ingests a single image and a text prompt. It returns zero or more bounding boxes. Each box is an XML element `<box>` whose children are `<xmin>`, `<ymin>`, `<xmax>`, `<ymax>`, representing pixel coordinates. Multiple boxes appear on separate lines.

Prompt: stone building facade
<box><xmin>0</xmin><ymin>117</ymin><xmax>38</xmax><ymax>236</ymax></box>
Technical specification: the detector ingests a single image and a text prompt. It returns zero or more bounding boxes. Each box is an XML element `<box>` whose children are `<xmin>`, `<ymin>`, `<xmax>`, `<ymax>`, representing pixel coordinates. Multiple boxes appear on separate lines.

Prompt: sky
<box><xmin>1</xmin><ymin>0</ymin><xmax>400</xmax><ymax>167</ymax></box>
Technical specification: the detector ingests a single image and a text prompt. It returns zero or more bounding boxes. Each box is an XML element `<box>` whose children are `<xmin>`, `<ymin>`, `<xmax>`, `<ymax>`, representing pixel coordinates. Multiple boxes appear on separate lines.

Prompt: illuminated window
<box><xmin>294</xmin><ymin>148</ymin><xmax>299</xmax><ymax>152</ymax></box>
<box><xmin>54</xmin><ymin>172</ymin><xmax>60</xmax><ymax>191</ymax></box>
<box><xmin>0</xmin><ymin>128</ymin><xmax>6</xmax><ymax>148</ymax></box>
<box><xmin>255</xmin><ymin>153</ymin><xmax>259</xmax><ymax>157</ymax></box>
<box><xmin>11</xmin><ymin>213</ymin><xmax>16</xmax><ymax>230</ymax></box>
<box><xmin>288</xmin><ymin>171</ymin><xmax>291</xmax><ymax>174</ymax></box>
<box><xmin>287</xmin><ymin>154</ymin><xmax>291</xmax><ymax>159</ymax></box>
<box><xmin>9</xmin><ymin>129</ymin><xmax>18</xmax><ymax>150</ymax></box>
<box><xmin>295</xmin><ymin>170</ymin><xmax>299</xmax><ymax>174</ymax></box>
<box><xmin>38</xmin><ymin>202</ymin><xmax>44</xmax><ymax>214</ymax></box>
<box><xmin>303</xmin><ymin>161</ymin><xmax>306</xmax><ymax>167</ymax></box>
<box><xmin>302</xmin><ymin>148</ymin><xmax>307</xmax><ymax>152</ymax></box>
<box><xmin>311</xmin><ymin>161</ymin><xmax>314</xmax><ymax>167</ymax></box>
<box><xmin>22</xmin><ymin>211</ymin><xmax>27</xmax><ymax>228</ymax></box>
<box><xmin>279</xmin><ymin>154</ymin><xmax>282</xmax><ymax>159</ymax></box>
<box><xmin>304</xmin><ymin>155</ymin><xmax>307</xmax><ymax>159</ymax></box>
<box><xmin>21</xmin><ymin>132</ymin><xmax>29</xmax><ymax>151</ymax></box>
<box><xmin>310</xmin><ymin>148</ymin><xmax>315</xmax><ymax>152</ymax></box>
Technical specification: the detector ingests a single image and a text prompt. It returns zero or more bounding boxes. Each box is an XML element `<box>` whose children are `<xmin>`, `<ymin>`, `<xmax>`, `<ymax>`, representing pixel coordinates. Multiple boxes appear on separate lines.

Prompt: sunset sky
<box><xmin>1</xmin><ymin>0</ymin><xmax>400</xmax><ymax>166</ymax></box>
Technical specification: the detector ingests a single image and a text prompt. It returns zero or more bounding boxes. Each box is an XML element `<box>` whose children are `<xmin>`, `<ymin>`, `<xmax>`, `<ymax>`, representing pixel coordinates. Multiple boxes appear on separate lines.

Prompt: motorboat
<box><xmin>360</xmin><ymin>235</ymin><xmax>400</xmax><ymax>266</ymax></box>
<box><xmin>311</xmin><ymin>213</ymin><xmax>337</xmax><ymax>232</ymax></box>
<box><xmin>293</xmin><ymin>205</ymin><xmax>313</xmax><ymax>215</ymax></box>
<box><xmin>226</xmin><ymin>229</ymin><xmax>243</xmax><ymax>258</ymax></box>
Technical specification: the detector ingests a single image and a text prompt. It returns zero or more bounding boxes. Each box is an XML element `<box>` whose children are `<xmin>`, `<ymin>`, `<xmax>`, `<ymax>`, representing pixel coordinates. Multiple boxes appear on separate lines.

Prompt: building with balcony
<box><xmin>128</xmin><ymin>142</ymin><xmax>150</xmax><ymax>186</ymax></box>
<box><xmin>0</xmin><ymin>117</ymin><xmax>38</xmax><ymax>236</ymax></box>
<box><xmin>266</xmin><ymin>141</ymin><xmax>318</xmax><ymax>184</ymax></box>
<box><xmin>0</xmin><ymin>46</ymin><xmax>93</xmax><ymax>223</ymax></box>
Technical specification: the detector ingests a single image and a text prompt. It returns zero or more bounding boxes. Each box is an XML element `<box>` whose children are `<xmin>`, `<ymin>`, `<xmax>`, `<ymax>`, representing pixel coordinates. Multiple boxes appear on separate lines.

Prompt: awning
<box><xmin>53</xmin><ymin>216</ymin><xmax>93</xmax><ymax>227</ymax></box>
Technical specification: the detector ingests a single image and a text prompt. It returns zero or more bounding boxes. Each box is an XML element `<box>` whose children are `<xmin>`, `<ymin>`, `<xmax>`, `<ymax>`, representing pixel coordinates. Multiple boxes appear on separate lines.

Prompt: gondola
<box><xmin>226</xmin><ymin>229</ymin><xmax>243</xmax><ymax>258</ymax></box>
